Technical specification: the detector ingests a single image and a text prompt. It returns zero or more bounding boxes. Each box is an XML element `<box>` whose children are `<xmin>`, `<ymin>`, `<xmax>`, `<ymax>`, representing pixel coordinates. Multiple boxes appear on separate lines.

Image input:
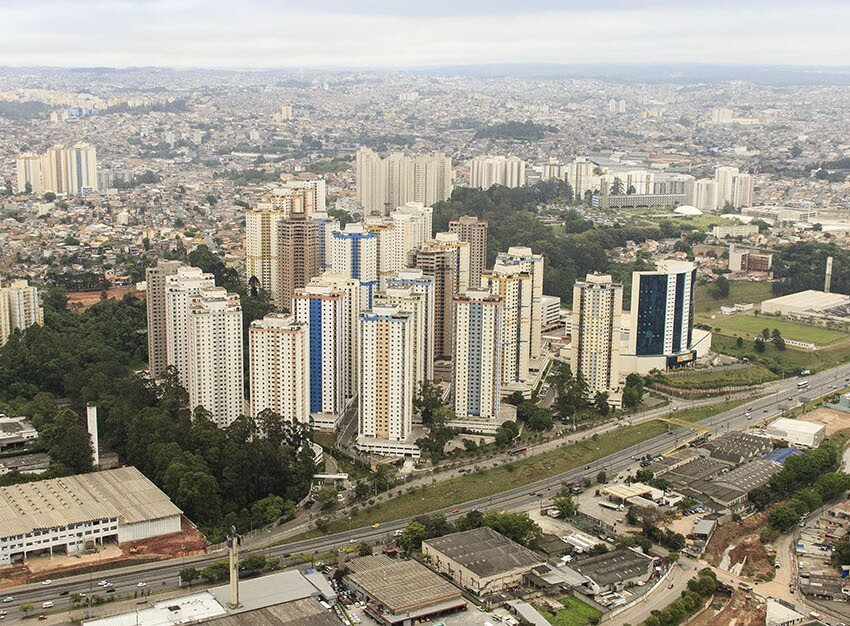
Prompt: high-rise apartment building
<box><xmin>309</xmin><ymin>211</ymin><xmax>340</xmax><ymax>271</ymax></box>
<box><xmin>186</xmin><ymin>287</ymin><xmax>244</xmax><ymax>428</ymax></box>
<box><xmin>572</xmin><ymin>274</ymin><xmax>623</xmax><ymax>398</ymax></box>
<box><xmin>285</xmin><ymin>178</ymin><xmax>327</xmax><ymax>212</ymax></box>
<box><xmin>496</xmin><ymin>247</ymin><xmax>544</xmax><ymax>359</ymax></box>
<box><xmin>23</xmin><ymin>143</ymin><xmax>99</xmax><ymax>195</ymax></box>
<box><xmin>469</xmin><ymin>156</ymin><xmax>526</xmax><ymax>190</ymax></box>
<box><xmin>690</xmin><ymin>179</ymin><xmax>719</xmax><ymax>211</ymax></box>
<box><xmin>414</xmin><ymin>234</ymin><xmax>470</xmax><ymax>358</ymax></box>
<box><xmin>386</xmin><ymin>269</ymin><xmax>435</xmax><ymax>381</ymax></box>
<box><xmin>255</xmin><ymin>186</ymin><xmax>315</xmax><ymax>218</ymax></box>
<box><xmin>165</xmin><ymin>266</ymin><xmax>216</xmax><ymax>389</ymax></box>
<box><xmin>357</xmin><ymin>305</ymin><xmax>417</xmax><ymax>457</ymax></box>
<box><xmin>248</xmin><ymin>314</ymin><xmax>310</xmax><ymax>425</ymax></box>
<box><xmin>629</xmin><ymin>261</ymin><xmax>696</xmax><ymax>359</ymax></box>
<box><xmin>355</xmin><ymin>147</ymin><xmax>452</xmax><ymax>215</ymax></box>
<box><xmin>484</xmin><ymin>261</ymin><xmax>531</xmax><ymax>385</ymax></box>
<box><xmin>0</xmin><ymin>280</ymin><xmax>43</xmax><ymax>347</ymax></box>
<box><xmin>449</xmin><ymin>216</ymin><xmax>488</xmax><ymax>288</ymax></box>
<box><xmin>374</xmin><ymin>286</ymin><xmax>428</xmax><ymax>387</ymax></box>
<box><xmin>714</xmin><ymin>166</ymin><xmax>754</xmax><ymax>209</ymax></box>
<box><xmin>278</xmin><ymin>212</ymin><xmax>320</xmax><ymax>312</ymax></box>
<box><xmin>15</xmin><ymin>154</ymin><xmax>42</xmax><ymax>195</ymax></box>
<box><xmin>452</xmin><ymin>290</ymin><xmax>502</xmax><ymax>420</ymax></box>
<box><xmin>292</xmin><ymin>282</ymin><xmax>348</xmax><ymax>429</ymax></box>
<box><xmin>245</xmin><ymin>206</ymin><xmax>286</xmax><ymax>303</ymax></box>
<box><xmin>145</xmin><ymin>260</ymin><xmax>182</xmax><ymax>378</ymax></box>
<box><xmin>330</xmin><ymin>222</ymin><xmax>378</xmax><ymax>309</ymax></box>
<box><xmin>568</xmin><ymin>157</ymin><xmax>596</xmax><ymax>202</ymax></box>
<box><xmin>365</xmin><ymin>203</ymin><xmax>432</xmax><ymax>289</ymax></box>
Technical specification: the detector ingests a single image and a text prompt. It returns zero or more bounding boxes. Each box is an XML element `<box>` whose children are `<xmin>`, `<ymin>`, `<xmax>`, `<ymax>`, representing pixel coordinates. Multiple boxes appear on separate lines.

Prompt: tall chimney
<box><xmin>825</xmin><ymin>256</ymin><xmax>833</xmax><ymax>293</ymax></box>
<box><xmin>227</xmin><ymin>526</ymin><xmax>242</xmax><ymax>608</ymax></box>
<box><xmin>86</xmin><ymin>404</ymin><xmax>100</xmax><ymax>468</ymax></box>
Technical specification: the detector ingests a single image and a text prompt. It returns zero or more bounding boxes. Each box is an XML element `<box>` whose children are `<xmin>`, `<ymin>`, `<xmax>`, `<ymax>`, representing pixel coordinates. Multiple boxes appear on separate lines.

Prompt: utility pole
<box><xmin>226</xmin><ymin>525</ymin><xmax>242</xmax><ymax>608</ymax></box>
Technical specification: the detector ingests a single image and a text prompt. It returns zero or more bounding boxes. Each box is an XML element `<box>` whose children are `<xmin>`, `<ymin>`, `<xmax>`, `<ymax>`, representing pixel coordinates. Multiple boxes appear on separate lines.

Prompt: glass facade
<box><xmin>635</xmin><ymin>274</ymin><xmax>667</xmax><ymax>356</ymax></box>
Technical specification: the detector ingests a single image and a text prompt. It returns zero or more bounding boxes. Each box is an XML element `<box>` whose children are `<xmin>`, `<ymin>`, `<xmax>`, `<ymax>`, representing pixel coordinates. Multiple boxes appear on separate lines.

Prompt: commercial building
<box><xmin>292</xmin><ymin>282</ymin><xmax>349</xmax><ymax>429</ymax></box>
<box><xmin>572</xmin><ymin>274</ymin><xmax>623</xmax><ymax>400</ymax></box>
<box><xmin>248</xmin><ymin>314</ymin><xmax>309</xmax><ymax>425</ymax></box>
<box><xmin>541</xmin><ymin>295</ymin><xmax>562</xmax><ymax>329</ymax></box>
<box><xmin>187</xmin><ymin>287</ymin><xmax>244</xmax><ymax>428</ymax></box>
<box><xmin>496</xmin><ymin>246</ymin><xmax>544</xmax><ymax>359</ymax></box>
<box><xmin>415</xmin><ymin>234</ymin><xmax>470</xmax><ymax>358</ymax></box>
<box><xmin>626</xmin><ymin>260</ymin><xmax>697</xmax><ymax>369</ymax></box>
<box><xmin>741</xmin><ymin>205</ymin><xmax>817</xmax><ymax>224</ymax></box>
<box><xmin>469</xmin><ymin>156</ymin><xmax>526</xmax><ymax>189</ymax></box>
<box><xmin>357</xmin><ymin>305</ymin><xmax>418</xmax><ymax>457</ymax></box>
<box><xmin>759</xmin><ymin>290</ymin><xmax>850</xmax><ymax>319</ymax></box>
<box><xmin>422</xmin><ymin>527</ymin><xmax>545</xmax><ymax>596</ymax></box>
<box><xmin>764</xmin><ymin>417</ymin><xmax>826</xmax><ymax>448</ymax></box>
<box><xmin>0</xmin><ymin>280</ymin><xmax>43</xmax><ymax>348</ymax></box>
<box><xmin>356</xmin><ymin>147</ymin><xmax>452</xmax><ymax>215</ymax></box>
<box><xmin>0</xmin><ymin>466</ymin><xmax>181</xmax><ymax>567</ymax></box>
<box><xmin>729</xmin><ymin>244</ymin><xmax>773</xmax><ymax>273</ymax></box>
<box><xmin>145</xmin><ymin>260</ymin><xmax>182</xmax><ymax>379</ymax></box>
<box><xmin>449</xmin><ymin>216</ymin><xmax>488</xmax><ymax>288</ymax></box>
<box><xmin>452</xmin><ymin>290</ymin><xmax>502</xmax><ymax>421</ymax></box>
<box><xmin>345</xmin><ymin>555</ymin><xmax>465</xmax><ymax>626</ymax></box>
<box><xmin>330</xmin><ymin>223</ymin><xmax>378</xmax><ymax>309</ymax></box>
<box><xmin>484</xmin><ymin>260</ymin><xmax>532</xmax><ymax>386</ymax></box>
<box><xmin>566</xmin><ymin>548</ymin><xmax>656</xmax><ymax>594</ymax></box>
<box><xmin>165</xmin><ymin>266</ymin><xmax>216</xmax><ymax>389</ymax></box>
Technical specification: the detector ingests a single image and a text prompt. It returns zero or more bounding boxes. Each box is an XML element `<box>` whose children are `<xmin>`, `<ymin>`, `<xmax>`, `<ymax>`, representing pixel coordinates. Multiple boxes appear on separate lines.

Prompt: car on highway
<box><xmin>41</xmin><ymin>602</ymin><xmax>53</xmax><ymax>609</ymax></box>
<box><xmin>106</xmin><ymin>589</ymin><xmax>116</xmax><ymax>594</ymax></box>
<box><xmin>2</xmin><ymin>598</ymin><xmax>12</xmax><ymax>604</ymax></box>
<box><xmin>371</xmin><ymin>523</ymin><xmax>380</xmax><ymax>528</ymax></box>
<box><xmin>452</xmin><ymin>508</ymin><xmax>461</xmax><ymax>513</ymax></box>
<box><xmin>41</xmin><ymin>580</ymin><xmax>51</xmax><ymax>586</ymax></box>
<box><xmin>38</xmin><ymin>616</ymin><xmax>47</xmax><ymax>621</ymax></box>
<box><xmin>137</xmin><ymin>582</ymin><xmax>147</xmax><ymax>588</ymax></box>
<box><xmin>97</xmin><ymin>580</ymin><xmax>109</xmax><ymax>587</ymax></box>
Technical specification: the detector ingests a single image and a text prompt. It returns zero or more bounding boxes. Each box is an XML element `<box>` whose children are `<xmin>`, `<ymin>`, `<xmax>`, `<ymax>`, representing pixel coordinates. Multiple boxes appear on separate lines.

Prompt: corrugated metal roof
<box><xmin>0</xmin><ymin>466</ymin><xmax>181</xmax><ymax>538</ymax></box>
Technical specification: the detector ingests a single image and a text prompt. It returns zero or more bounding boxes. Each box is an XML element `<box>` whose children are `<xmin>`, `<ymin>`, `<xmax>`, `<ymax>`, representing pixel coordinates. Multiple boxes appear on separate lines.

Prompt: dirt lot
<box><xmin>121</xmin><ymin>517</ymin><xmax>207</xmax><ymax>558</ymax></box>
<box><xmin>705</xmin><ymin>510</ymin><xmax>775</xmax><ymax>581</ymax></box>
<box><xmin>66</xmin><ymin>287</ymin><xmax>145</xmax><ymax>310</ymax></box>
<box><xmin>689</xmin><ymin>592</ymin><xmax>766</xmax><ymax>626</ymax></box>
<box><xmin>797</xmin><ymin>406</ymin><xmax>850</xmax><ymax>435</ymax></box>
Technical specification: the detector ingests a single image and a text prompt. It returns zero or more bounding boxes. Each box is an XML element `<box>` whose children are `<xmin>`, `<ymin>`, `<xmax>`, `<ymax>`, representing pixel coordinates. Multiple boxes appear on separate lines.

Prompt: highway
<box><xmin>3</xmin><ymin>362</ymin><xmax>850</xmax><ymax>622</ymax></box>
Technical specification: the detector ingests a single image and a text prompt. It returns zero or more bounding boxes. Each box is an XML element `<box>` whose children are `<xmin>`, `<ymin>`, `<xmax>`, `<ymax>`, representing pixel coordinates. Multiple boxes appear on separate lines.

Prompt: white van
<box><xmin>41</xmin><ymin>602</ymin><xmax>54</xmax><ymax>609</ymax></box>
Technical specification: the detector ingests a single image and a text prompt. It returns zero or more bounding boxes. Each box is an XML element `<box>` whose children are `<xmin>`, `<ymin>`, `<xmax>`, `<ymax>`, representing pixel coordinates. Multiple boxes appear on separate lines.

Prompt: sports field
<box><xmin>700</xmin><ymin>314</ymin><xmax>848</xmax><ymax>346</ymax></box>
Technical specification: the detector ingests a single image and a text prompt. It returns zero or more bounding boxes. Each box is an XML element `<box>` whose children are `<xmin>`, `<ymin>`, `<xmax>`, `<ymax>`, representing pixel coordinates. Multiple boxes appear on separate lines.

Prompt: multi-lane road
<box><xmin>4</xmin><ymin>362</ymin><xmax>850</xmax><ymax>623</ymax></box>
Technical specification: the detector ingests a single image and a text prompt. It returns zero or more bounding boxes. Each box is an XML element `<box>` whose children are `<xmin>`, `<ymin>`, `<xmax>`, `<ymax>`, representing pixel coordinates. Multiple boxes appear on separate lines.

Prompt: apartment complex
<box><xmin>0</xmin><ymin>280</ymin><xmax>44</xmax><ymax>348</ymax></box>
<box><xmin>469</xmin><ymin>155</ymin><xmax>526</xmax><ymax>190</ymax></box>
<box><xmin>355</xmin><ymin>147</ymin><xmax>452</xmax><ymax>215</ymax></box>
<box><xmin>145</xmin><ymin>261</ymin><xmax>182</xmax><ymax>378</ymax></box>
<box><xmin>496</xmin><ymin>246</ymin><xmax>544</xmax><ymax>359</ymax></box>
<box><xmin>16</xmin><ymin>143</ymin><xmax>98</xmax><ymax>195</ymax></box>
<box><xmin>448</xmin><ymin>216</ymin><xmax>488</xmax><ymax>288</ymax></box>
<box><xmin>164</xmin><ymin>266</ymin><xmax>216</xmax><ymax>389</ymax></box>
<box><xmin>330</xmin><ymin>222</ymin><xmax>379</xmax><ymax>309</ymax></box>
<box><xmin>484</xmin><ymin>261</ymin><xmax>531</xmax><ymax>385</ymax></box>
<box><xmin>186</xmin><ymin>287</ymin><xmax>244</xmax><ymax>428</ymax></box>
<box><xmin>572</xmin><ymin>274</ymin><xmax>623</xmax><ymax>399</ymax></box>
<box><xmin>357</xmin><ymin>305</ymin><xmax>418</xmax><ymax>457</ymax></box>
<box><xmin>452</xmin><ymin>290</ymin><xmax>502</xmax><ymax>420</ymax></box>
<box><xmin>248</xmin><ymin>314</ymin><xmax>310</xmax><ymax>425</ymax></box>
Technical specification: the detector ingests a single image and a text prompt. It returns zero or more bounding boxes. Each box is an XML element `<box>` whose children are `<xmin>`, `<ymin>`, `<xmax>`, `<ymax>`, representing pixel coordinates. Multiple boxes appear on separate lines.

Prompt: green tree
<box><xmin>482</xmin><ymin>511</ymin><xmax>541</xmax><ymax>547</ymax></box>
<box><xmin>414</xmin><ymin>380</ymin><xmax>444</xmax><ymax>428</ymax></box>
<box><xmin>769</xmin><ymin>505</ymin><xmax>800</xmax><ymax>532</ymax></box>
<box><xmin>201</xmin><ymin>561</ymin><xmax>230</xmax><ymax>582</ymax></box>
<box><xmin>397</xmin><ymin>520</ymin><xmax>428</xmax><ymax>552</ymax></box>
<box><xmin>553</xmin><ymin>494</ymin><xmax>578</xmax><ymax>519</ymax></box>
<box><xmin>316</xmin><ymin>487</ymin><xmax>339</xmax><ymax>509</ymax></box>
<box><xmin>494</xmin><ymin>421</ymin><xmax>520</xmax><ymax>447</ymax></box>
<box><xmin>180</xmin><ymin>567</ymin><xmax>200</xmax><ymax>586</ymax></box>
<box><xmin>357</xmin><ymin>542</ymin><xmax>372</xmax><ymax>557</ymax></box>
<box><xmin>709</xmin><ymin>275</ymin><xmax>730</xmax><ymax>299</ymax></box>
<box><xmin>371</xmin><ymin>464</ymin><xmax>396</xmax><ymax>494</ymax></box>
<box><xmin>19</xmin><ymin>602</ymin><xmax>34</xmax><ymax>616</ymax></box>
<box><xmin>762</xmin><ymin>328</ymin><xmax>771</xmax><ymax>339</ymax></box>
<box><xmin>832</xmin><ymin>540</ymin><xmax>850</xmax><ymax>568</ymax></box>
<box><xmin>594</xmin><ymin>392</ymin><xmax>610</xmax><ymax>416</ymax></box>
<box><xmin>596</xmin><ymin>470</ymin><xmax>608</xmax><ymax>484</ymax></box>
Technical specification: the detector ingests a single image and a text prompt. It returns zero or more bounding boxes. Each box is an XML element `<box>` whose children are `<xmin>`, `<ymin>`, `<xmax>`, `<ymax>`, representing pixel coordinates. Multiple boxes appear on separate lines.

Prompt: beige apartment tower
<box><xmin>145</xmin><ymin>260</ymin><xmax>182</xmax><ymax>379</ymax></box>
<box><xmin>449</xmin><ymin>216</ymin><xmax>488</xmax><ymax>288</ymax></box>
<box><xmin>278</xmin><ymin>213</ymin><xmax>320</xmax><ymax>312</ymax></box>
<box><xmin>571</xmin><ymin>274</ymin><xmax>623</xmax><ymax>398</ymax></box>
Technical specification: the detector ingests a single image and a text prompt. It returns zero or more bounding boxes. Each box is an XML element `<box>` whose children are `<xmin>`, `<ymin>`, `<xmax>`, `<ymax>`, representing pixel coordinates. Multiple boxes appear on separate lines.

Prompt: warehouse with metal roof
<box><xmin>0</xmin><ymin>466</ymin><xmax>182</xmax><ymax>566</ymax></box>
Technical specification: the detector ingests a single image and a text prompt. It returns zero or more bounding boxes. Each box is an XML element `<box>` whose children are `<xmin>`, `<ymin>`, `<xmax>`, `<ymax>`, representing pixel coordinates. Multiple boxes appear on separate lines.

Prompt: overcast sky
<box><xmin>1</xmin><ymin>0</ymin><xmax>849</xmax><ymax>69</ymax></box>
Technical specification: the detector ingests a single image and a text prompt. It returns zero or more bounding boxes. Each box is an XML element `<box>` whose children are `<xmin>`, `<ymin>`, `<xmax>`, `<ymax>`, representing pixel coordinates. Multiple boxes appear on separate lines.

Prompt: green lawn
<box><xmin>535</xmin><ymin>597</ymin><xmax>602</xmax><ymax>626</ymax></box>
<box><xmin>293</xmin><ymin>420</ymin><xmax>669</xmax><ymax>539</ymax></box>
<box><xmin>693</xmin><ymin>282</ymin><xmax>775</xmax><ymax>313</ymax></box>
<box><xmin>668</xmin><ymin>398</ymin><xmax>754</xmax><ymax>423</ymax></box>
<box><xmin>699</xmin><ymin>314</ymin><xmax>848</xmax><ymax>346</ymax></box>
<box><xmin>658</xmin><ymin>365</ymin><xmax>778</xmax><ymax>390</ymax></box>
<box><xmin>711</xmin><ymin>333</ymin><xmax>850</xmax><ymax>375</ymax></box>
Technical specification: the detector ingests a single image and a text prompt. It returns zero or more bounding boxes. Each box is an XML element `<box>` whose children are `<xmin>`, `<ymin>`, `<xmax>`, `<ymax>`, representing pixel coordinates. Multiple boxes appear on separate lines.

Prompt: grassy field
<box><xmin>658</xmin><ymin>364</ymin><xmax>778</xmax><ymax>390</ymax></box>
<box><xmin>666</xmin><ymin>398</ymin><xmax>753</xmax><ymax>423</ymax></box>
<box><xmin>535</xmin><ymin>597</ymin><xmax>602</xmax><ymax>626</ymax></box>
<box><xmin>699</xmin><ymin>314</ymin><xmax>848</xmax><ymax>346</ymax></box>
<box><xmin>294</xmin><ymin>420</ymin><xmax>670</xmax><ymax>538</ymax></box>
<box><xmin>711</xmin><ymin>333</ymin><xmax>850</xmax><ymax>375</ymax></box>
<box><xmin>693</xmin><ymin>281</ymin><xmax>775</xmax><ymax>313</ymax></box>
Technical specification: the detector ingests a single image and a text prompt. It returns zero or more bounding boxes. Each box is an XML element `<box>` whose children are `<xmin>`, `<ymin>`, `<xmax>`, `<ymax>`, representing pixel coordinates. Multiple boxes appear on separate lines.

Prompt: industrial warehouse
<box><xmin>0</xmin><ymin>466</ymin><xmax>182</xmax><ymax>566</ymax></box>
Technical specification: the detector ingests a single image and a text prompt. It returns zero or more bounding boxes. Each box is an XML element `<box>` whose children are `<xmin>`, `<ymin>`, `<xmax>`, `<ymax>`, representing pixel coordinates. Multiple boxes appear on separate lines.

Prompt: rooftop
<box><xmin>0</xmin><ymin>466</ymin><xmax>182</xmax><ymax>538</ymax></box>
<box><xmin>766</xmin><ymin>417</ymin><xmax>827</xmax><ymax>435</ymax></box>
<box><xmin>571</xmin><ymin>548</ymin><xmax>655</xmax><ymax>587</ymax></box>
<box><xmin>345</xmin><ymin>555</ymin><xmax>462</xmax><ymax>615</ymax></box>
<box><xmin>712</xmin><ymin>459</ymin><xmax>782</xmax><ymax>493</ymax></box>
<box><xmin>761</xmin><ymin>290</ymin><xmax>850</xmax><ymax>312</ymax></box>
<box><xmin>423</xmin><ymin>526</ymin><xmax>544</xmax><ymax>578</ymax></box>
